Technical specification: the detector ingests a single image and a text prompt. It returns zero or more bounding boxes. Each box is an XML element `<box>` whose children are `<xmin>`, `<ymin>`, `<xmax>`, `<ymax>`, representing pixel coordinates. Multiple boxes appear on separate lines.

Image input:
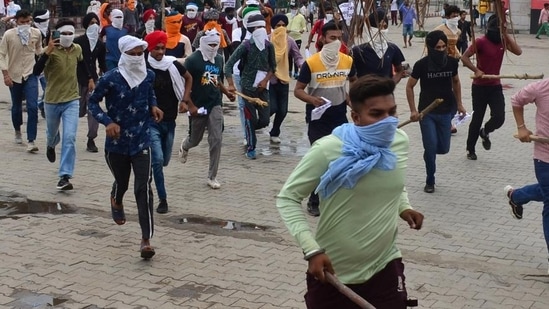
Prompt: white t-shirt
<box><xmin>6</xmin><ymin>3</ymin><xmax>21</xmax><ymax>17</ymax></box>
<box><xmin>390</xmin><ymin>0</ymin><xmax>398</xmax><ymax>11</ymax></box>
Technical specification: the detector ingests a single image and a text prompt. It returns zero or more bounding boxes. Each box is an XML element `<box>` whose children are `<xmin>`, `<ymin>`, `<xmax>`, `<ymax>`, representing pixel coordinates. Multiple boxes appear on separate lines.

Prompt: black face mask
<box><xmin>486</xmin><ymin>29</ymin><xmax>502</xmax><ymax>44</ymax></box>
<box><xmin>427</xmin><ymin>47</ymin><xmax>448</xmax><ymax>71</ymax></box>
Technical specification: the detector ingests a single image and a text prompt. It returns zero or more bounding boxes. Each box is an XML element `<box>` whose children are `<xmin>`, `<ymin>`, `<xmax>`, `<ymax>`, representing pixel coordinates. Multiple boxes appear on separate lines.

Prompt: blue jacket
<box><xmin>88</xmin><ymin>68</ymin><xmax>157</xmax><ymax>156</ymax></box>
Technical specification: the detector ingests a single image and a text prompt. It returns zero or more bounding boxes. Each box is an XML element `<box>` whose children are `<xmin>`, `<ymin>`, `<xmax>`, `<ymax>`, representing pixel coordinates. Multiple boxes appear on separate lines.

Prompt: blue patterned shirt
<box><xmin>88</xmin><ymin>68</ymin><xmax>157</xmax><ymax>156</ymax></box>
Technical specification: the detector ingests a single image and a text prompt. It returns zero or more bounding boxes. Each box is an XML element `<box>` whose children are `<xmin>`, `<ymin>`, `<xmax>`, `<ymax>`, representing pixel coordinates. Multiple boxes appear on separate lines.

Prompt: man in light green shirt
<box><xmin>277</xmin><ymin>75</ymin><xmax>424</xmax><ymax>308</ymax></box>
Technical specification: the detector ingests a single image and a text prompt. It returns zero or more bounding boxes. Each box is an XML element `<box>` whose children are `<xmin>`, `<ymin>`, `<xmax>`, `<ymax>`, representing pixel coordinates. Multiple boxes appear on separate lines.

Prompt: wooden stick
<box><xmin>234</xmin><ymin>91</ymin><xmax>268</xmax><ymax>107</ymax></box>
<box><xmin>470</xmin><ymin>74</ymin><xmax>544</xmax><ymax>80</ymax></box>
<box><xmin>325</xmin><ymin>272</ymin><xmax>376</xmax><ymax>309</ymax></box>
<box><xmin>513</xmin><ymin>134</ymin><xmax>549</xmax><ymax>144</ymax></box>
<box><xmin>398</xmin><ymin>98</ymin><xmax>444</xmax><ymax>128</ymax></box>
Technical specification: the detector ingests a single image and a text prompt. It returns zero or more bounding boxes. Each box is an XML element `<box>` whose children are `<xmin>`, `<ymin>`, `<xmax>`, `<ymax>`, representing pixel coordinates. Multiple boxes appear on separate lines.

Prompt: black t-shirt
<box><xmin>184</xmin><ymin>51</ymin><xmax>224</xmax><ymax>112</ymax></box>
<box><xmin>146</xmin><ymin>60</ymin><xmax>187</xmax><ymax>121</ymax></box>
<box><xmin>352</xmin><ymin>42</ymin><xmax>405</xmax><ymax>78</ymax></box>
<box><xmin>411</xmin><ymin>56</ymin><xmax>458</xmax><ymax>114</ymax></box>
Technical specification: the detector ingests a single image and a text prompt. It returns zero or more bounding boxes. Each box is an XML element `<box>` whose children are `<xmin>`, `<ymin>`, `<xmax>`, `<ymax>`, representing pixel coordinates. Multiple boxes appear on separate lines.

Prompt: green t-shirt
<box><xmin>277</xmin><ymin>129</ymin><xmax>412</xmax><ymax>284</ymax></box>
<box><xmin>44</xmin><ymin>44</ymin><xmax>83</xmax><ymax>104</ymax></box>
<box><xmin>184</xmin><ymin>51</ymin><xmax>223</xmax><ymax>112</ymax></box>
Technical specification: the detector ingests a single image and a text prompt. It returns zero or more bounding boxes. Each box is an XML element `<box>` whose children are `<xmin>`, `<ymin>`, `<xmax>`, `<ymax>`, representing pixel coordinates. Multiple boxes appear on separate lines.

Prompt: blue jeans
<box><xmin>44</xmin><ymin>100</ymin><xmax>79</xmax><ymax>178</ymax></box>
<box><xmin>150</xmin><ymin>120</ymin><xmax>176</xmax><ymax>200</ymax></box>
<box><xmin>37</xmin><ymin>74</ymin><xmax>46</xmax><ymax>111</ymax></box>
<box><xmin>419</xmin><ymin>112</ymin><xmax>452</xmax><ymax>186</ymax></box>
<box><xmin>234</xmin><ymin>74</ymin><xmax>246</xmax><ymax>139</ymax></box>
<box><xmin>510</xmin><ymin>159</ymin><xmax>549</xmax><ymax>253</ymax></box>
<box><xmin>480</xmin><ymin>14</ymin><xmax>486</xmax><ymax>28</ymax></box>
<box><xmin>269</xmin><ymin>82</ymin><xmax>289</xmax><ymax>138</ymax></box>
<box><xmin>10</xmin><ymin>75</ymin><xmax>38</xmax><ymax>142</ymax></box>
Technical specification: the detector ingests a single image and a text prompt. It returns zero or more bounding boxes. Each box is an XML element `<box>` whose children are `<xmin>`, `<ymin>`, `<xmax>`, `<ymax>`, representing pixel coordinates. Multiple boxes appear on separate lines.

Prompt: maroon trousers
<box><xmin>304</xmin><ymin>258</ymin><xmax>408</xmax><ymax>309</ymax></box>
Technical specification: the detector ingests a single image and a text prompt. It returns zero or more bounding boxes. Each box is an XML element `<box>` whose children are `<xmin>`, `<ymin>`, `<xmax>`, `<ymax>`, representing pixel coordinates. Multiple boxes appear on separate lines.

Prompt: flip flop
<box><xmin>110</xmin><ymin>197</ymin><xmax>126</xmax><ymax>225</ymax></box>
<box><xmin>140</xmin><ymin>245</ymin><xmax>155</xmax><ymax>259</ymax></box>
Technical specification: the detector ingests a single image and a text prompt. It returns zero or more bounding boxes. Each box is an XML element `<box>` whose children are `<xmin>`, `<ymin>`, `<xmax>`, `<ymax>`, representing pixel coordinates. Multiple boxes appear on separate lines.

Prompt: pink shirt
<box><xmin>511</xmin><ymin>79</ymin><xmax>549</xmax><ymax>163</ymax></box>
<box><xmin>539</xmin><ymin>9</ymin><xmax>549</xmax><ymax>23</ymax></box>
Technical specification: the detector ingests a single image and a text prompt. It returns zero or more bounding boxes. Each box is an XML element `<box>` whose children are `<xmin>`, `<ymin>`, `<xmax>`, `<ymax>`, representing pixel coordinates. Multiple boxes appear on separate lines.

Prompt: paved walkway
<box><xmin>1</xmin><ymin>18</ymin><xmax>549</xmax><ymax>308</ymax></box>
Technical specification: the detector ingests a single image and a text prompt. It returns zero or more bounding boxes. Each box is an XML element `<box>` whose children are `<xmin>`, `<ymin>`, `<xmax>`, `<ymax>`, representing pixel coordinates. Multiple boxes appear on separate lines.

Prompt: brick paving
<box><xmin>1</xmin><ymin>17</ymin><xmax>549</xmax><ymax>308</ymax></box>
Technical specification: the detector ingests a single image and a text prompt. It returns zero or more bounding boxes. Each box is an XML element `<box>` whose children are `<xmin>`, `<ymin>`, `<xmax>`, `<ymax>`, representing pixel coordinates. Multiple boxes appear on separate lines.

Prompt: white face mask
<box><xmin>187</xmin><ymin>10</ymin><xmax>197</xmax><ymax>18</ymax></box>
<box><xmin>35</xmin><ymin>21</ymin><xmax>49</xmax><ymax>36</ymax></box>
<box><xmin>119</xmin><ymin>52</ymin><xmax>147</xmax><ymax>89</ymax></box>
<box><xmin>60</xmin><ymin>34</ymin><xmax>74</xmax><ymax>48</ymax></box>
<box><xmin>252</xmin><ymin>27</ymin><xmax>268</xmax><ymax>51</ymax></box>
<box><xmin>325</xmin><ymin>13</ymin><xmax>333</xmax><ymax>21</ymax></box>
<box><xmin>86</xmin><ymin>24</ymin><xmax>99</xmax><ymax>50</ymax></box>
<box><xmin>145</xmin><ymin>19</ymin><xmax>155</xmax><ymax>33</ymax></box>
<box><xmin>86</xmin><ymin>24</ymin><xmax>99</xmax><ymax>38</ymax></box>
<box><xmin>124</xmin><ymin>53</ymin><xmax>144</xmax><ymax>68</ymax></box>
<box><xmin>112</xmin><ymin>17</ymin><xmax>124</xmax><ymax>29</ymax></box>
<box><xmin>446</xmin><ymin>16</ymin><xmax>459</xmax><ymax>33</ymax></box>
<box><xmin>204</xmin><ymin>8</ymin><xmax>210</xmax><ymax>12</ymax></box>
<box><xmin>291</xmin><ymin>9</ymin><xmax>297</xmax><ymax>15</ymax></box>
<box><xmin>320</xmin><ymin>39</ymin><xmax>341</xmax><ymax>70</ymax></box>
<box><xmin>200</xmin><ymin>43</ymin><xmax>219</xmax><ymax>62</ymax></box>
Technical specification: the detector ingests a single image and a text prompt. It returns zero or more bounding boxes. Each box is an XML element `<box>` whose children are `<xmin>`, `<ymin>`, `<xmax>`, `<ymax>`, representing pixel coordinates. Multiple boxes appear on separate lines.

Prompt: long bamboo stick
<box><xmin>470</xmin><ymin>74</ymin><xmax>544</xmax><ymax>80</ymax></box>
<box><xmin>398</xmin><ymin>98</ymin><xmax>444</xmax><ymax>128</ymax></box>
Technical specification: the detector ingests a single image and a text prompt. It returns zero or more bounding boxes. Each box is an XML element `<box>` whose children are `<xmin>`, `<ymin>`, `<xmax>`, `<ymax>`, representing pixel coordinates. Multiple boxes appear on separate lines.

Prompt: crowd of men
<box><xmin>4</xmin><ymin>0</ymin><xmax>549</xmax><ymax>307</ymax></box>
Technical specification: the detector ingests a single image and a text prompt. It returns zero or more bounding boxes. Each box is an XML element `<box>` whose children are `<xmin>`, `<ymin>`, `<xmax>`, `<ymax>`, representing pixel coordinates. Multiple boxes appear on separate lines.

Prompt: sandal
<box><xmin>110</xmin><ymin>197</ymin><xmax>126</xmax><ymax>225</ymax></box>
<box><xmin>140</xmin><ymin>243</ymin><xmax>155</xmax><ymax>259</ymax></box>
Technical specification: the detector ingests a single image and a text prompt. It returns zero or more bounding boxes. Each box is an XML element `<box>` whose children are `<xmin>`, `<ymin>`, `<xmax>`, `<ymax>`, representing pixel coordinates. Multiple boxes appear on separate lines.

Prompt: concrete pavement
<box><xmin>1</xmin><ymin>17</ymin><xmax>549</xmax><ymax>308</ymax></box>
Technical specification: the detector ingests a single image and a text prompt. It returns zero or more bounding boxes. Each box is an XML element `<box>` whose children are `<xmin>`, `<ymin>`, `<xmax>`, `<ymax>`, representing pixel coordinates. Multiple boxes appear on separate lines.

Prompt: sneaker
<box><xmin>86</xmin><ymin>139</ymin><xmax>98</xmax><ymax>153</ymax></box>
<box><xmin>14</xmin><ymin>131</ymin><xmax>22</xmax><ymax>144</ymax></box>
<box><xmin>39</xmin><ymin>107</ymin><xmax>45</xmax><ymax>119</ymax></box>
<box><xmin>270</xmin><ymin>136</ymin><xmax>281</xmax><ymax>144</ymax></box>
<box><xmin>536</xmin><ymin>36</ymin><xmax>541</xmax><ymax>39</ymax></box>
<box><xmin>293</xmin><ymin>72</ymin><xmax>299</xmax><ymax>79</ymax></box>
<box><xmin>246</xmin><ymin>150</ymin><xmax>256</xmax><ymax>159</ymax></box>
<box><xmin>46</xmin><ymin>146</ymin><xmax>56</xmax><ymax>163</ymax></box>
<box><xmin>178</xmin><ymin>146</ymin><xmax>188</xmax><ymax>163</ymax></box>
<box><xmin>56</xmin><ymin>175</ymin><xmax>73</xmax><ymax>190</ymax></box>
<box><xmin>505</xmin><ymin>185</ymin><xmax>523</xmax><ymax>219</ymax></box>
<box><xmin>156</xmin><ymin>199</ymin><xmax>168</xmax><ymax>214</ymax></box>
<box><xmin>480</xmin><ymin>128</ymin><xmax>491</xmax><ymax>150</ymax></box>
<box><xmin>242</xmin><ymin>139</ymin><xmax>247</xmax><ymax>146</ymax></box>
<box><xmin>451</xmin><ymin>126</ymin><xmax>457</xmax><ymax>134</ymax></box>
<box><xmin>207</xmin><ymin>178</ymin><xmax>221</xmax><ymax>189</ymax></box>
<box><xmin>424</xmin><ymin>184</ymin><xmax>435</xmax><ymax>193</ymax></box>
<box><xmin>307</xmin><ymin>203</ymin><xmax>320</xmax><ymax>217</ymax></box>
<box><xmin>466</xmin><ymin>151</ymin><xmax>477</xmax><ymax>160</ymax></box>
<box><xmin>26</xmin><ymin>141</ymin><xmax>39</xmax><ymax>153</ymax></box>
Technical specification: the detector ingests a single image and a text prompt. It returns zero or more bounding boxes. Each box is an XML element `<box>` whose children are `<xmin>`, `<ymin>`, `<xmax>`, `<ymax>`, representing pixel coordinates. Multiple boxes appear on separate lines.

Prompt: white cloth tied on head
<box><xmin>198</xmin><ymin>29</ymin><xmax>221</xmax><ymax>63</ymax></box>
<box><xmin>35</xmin><ymin>10</ymin><xmax>50</xmax><ymax>21</ymax></box>
<box><xmin>186</xmin><ymin>3</ymin><xmax>198</xmax><ymax>10</ymax></box>
<box><xmin>110</xmin><ymin>9</ymin><xmax>124</xmax><ymax>29</ymax></box>
<box><xmin>118</xmin><ymin>35</ymin><xmax>149</xmax><ymax>89</ymax></box>
<box><xmin>57</xmin><ymin>25</ymin><xmax>75</xmax><ymax>34</ymax></box>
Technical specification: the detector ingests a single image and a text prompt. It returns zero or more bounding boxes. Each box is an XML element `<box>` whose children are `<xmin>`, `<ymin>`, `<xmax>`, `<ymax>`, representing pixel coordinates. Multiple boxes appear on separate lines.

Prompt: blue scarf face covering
<box><xmin>315</xmin><ymin>116</ymin><xmax>399</xmax><ymax>200</ymax></box>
